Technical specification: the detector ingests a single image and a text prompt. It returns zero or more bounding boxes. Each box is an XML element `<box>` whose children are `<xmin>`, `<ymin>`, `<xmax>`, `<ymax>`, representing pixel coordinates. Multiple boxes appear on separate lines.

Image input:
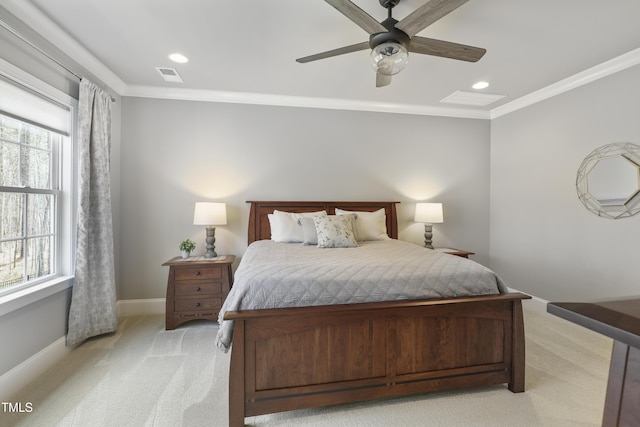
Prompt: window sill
<box><xmin>0</xmin><ymin>276</ymin><xmax>74</xmax><ymax>317</ymax></box>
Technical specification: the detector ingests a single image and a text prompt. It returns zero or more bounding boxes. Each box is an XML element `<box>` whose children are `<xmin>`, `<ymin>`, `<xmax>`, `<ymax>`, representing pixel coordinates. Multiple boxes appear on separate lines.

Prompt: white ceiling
<box><xmin>4</xmin><ymin>0</ymin><xmax>640</xmax><ymax>118</ymax></box>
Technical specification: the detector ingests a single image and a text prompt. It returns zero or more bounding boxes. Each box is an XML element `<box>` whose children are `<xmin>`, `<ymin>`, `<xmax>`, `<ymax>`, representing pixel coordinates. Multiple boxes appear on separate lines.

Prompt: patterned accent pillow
<box><xmin>314</xmin><ymin>215</ymin><xmax>358</xmax><ymax>248</ymax></box>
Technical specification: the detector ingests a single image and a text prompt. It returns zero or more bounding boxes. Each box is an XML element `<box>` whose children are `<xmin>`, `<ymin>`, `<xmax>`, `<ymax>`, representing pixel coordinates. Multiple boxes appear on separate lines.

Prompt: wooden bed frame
<box><xmin>225</xmin><ymin>201</ymin><xmax>530</xmax><ymax>427</ymax></box>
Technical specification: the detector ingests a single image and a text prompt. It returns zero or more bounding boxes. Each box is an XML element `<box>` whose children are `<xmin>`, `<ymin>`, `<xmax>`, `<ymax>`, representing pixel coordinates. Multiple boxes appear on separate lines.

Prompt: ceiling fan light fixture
<box><xmin>370</xmin><ymin>42</ymin><xmax>409</xmax><ymax>76</ymax></box>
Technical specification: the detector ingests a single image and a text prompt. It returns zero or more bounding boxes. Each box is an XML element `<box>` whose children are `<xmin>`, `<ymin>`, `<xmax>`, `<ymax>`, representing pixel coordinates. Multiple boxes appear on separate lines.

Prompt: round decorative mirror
<box><xmin>576</xmin><ymin>142</ymin><xmax>640</xmax><ymax>219</ymax></box>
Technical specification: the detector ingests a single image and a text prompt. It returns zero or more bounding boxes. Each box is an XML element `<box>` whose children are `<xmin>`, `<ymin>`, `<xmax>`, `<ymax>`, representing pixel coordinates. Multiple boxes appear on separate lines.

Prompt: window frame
<box><xmin>0</xmin><ymin>58</ymin><xmax>77</xmax><ymax>315</ymax></box>
<box><xmin>1</xmin><ymin>122</ymin><xmax>61</xmax><ymax>290</ymax></box>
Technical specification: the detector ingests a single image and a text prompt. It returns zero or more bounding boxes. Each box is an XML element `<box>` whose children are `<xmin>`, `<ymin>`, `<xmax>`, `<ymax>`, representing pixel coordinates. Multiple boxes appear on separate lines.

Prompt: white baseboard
<box><xmin>116</xmin><ymin>298</ymin><xmax>165</xmax><ymax>317</ymax></box>
<box><xmin>0</xmin><ymin>298</ymin><xmax>166</xmax><ymax>401</ymax></box>
<box><xmin>0</xmin><ymin>336</ymin><xmax>71</xmax><ymax>402</ymax></box>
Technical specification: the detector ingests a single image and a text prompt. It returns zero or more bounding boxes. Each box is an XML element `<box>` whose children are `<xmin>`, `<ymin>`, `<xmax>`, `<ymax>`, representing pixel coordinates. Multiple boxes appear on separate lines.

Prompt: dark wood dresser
<box><xmin>548</xmin><ymin>298</ymin><xmax>640</xmax><ymax>427</ymax></box>
<box><xmin>162</xmin><ymin>255</ymin><xmax>234</xmax><ymax>330</ymax></box>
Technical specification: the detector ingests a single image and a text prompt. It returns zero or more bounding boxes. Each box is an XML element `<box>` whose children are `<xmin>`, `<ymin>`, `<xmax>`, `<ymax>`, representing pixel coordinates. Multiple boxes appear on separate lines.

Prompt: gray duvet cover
<box><xmin>215</xmin><ymin>239</ymin><xmax>507</xmax><ymax>352</ymax></box>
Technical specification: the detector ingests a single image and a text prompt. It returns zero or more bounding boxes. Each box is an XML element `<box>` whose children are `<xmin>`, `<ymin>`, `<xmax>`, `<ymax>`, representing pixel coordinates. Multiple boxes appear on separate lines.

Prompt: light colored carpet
<box><xmin>3</xmin><ymin>302</ymin><xmax>612</xmax><ymax>427</ymax></box>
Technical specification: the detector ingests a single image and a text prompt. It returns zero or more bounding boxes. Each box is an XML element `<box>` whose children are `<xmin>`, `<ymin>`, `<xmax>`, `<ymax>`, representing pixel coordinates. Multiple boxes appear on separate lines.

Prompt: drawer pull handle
<box><xmin>196</xmin><ymin>302</ymin><xmax>201</xmax><ymax>307</ymax></box>
<box><xmin>196</xmin><ymin>287</ymin><xmax>201</xmax><ymax>292</ymax></box>
<box><xmin>195</xmin><ymin>271</ymin><xmax>201</xmax><ymax>276</ymax></box>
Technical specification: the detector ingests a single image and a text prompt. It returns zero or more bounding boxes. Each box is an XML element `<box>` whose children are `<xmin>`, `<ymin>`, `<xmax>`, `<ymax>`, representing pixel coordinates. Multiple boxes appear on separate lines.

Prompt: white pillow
<box><xmin>314</xmin><ymin>215</ymin><xmax>358</xmax><ymax>248</ymax></box>
<box><xmin>335</xmin><ymin>208</ymin><xmax>389</xmax><ymax>241</ymax></box>
<box><xmin>290</xmin><ymin>210</ymin><xmax>326</xmax><ymax>223</ymax></box>
<box><xmin>268</xmin><ymin>210</ymin><xmax>326</xmax><ymax>242</ymax></box>
<box><xmin>297</xmin><ymin>217</ymin><xmax>319</xmax><ymax>245</ymax></box>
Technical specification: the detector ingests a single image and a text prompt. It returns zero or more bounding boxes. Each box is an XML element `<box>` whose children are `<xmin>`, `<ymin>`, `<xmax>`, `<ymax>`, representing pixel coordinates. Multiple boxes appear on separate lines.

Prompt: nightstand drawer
<box><xmin>174</xmin><ymin>266</ymin><xmax>222</xmax><ymax>281</ymax></box>
<box><xmin>175</xmin><ymin>281</ymin><xmax>222</xmax><ymax>296</ymax></box>
<box><xmin>174</xmin><ymin>297</ymin><xmax>221</xmax><ymax>312</ymax></box>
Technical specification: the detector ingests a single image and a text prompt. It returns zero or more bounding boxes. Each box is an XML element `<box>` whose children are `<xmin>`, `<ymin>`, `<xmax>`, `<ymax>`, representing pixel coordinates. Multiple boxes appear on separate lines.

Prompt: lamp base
<box><xmin>423</xmin><ymin>224</ymin><xmax>434</xmax><ymax>249</ymax></box>
<box><xmin>204</xmin><ymin>226</ymin><xmax>217</xmax><ymax>258</ymax></box>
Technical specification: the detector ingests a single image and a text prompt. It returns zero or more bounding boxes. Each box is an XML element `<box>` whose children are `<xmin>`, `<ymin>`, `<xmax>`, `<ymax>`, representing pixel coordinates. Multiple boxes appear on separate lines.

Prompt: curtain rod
<box><xmin>0</xmin><ymin>18</ymin><xmax>116</xmax><ymax>102</ymax></box>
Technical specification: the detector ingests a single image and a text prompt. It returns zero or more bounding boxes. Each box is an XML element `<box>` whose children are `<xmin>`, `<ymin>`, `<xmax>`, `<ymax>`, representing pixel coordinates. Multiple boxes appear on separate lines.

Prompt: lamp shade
<box><xmin>193</xmin><ymin>202</ymin><xmax>227</xmax><ymax>225</ymax></box>
<box><xmin>415</xmin><ymin>203</ymin><xmax>443</xmax><ymax>224</ymax></box>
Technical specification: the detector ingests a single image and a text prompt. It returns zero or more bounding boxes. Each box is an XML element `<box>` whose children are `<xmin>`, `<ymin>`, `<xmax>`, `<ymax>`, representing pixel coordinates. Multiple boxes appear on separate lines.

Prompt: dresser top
<box><xmin>547</xmin><ymin>297</ymin><xmax>640</xmax><ymax>348</ymax></box>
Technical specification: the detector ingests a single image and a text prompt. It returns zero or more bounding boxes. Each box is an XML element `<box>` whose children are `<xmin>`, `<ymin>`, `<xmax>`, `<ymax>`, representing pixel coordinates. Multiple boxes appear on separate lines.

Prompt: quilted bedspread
<box><xmin>215</xmin><ymin>239</ymin><xmax>507</xmax><ymax>352</ymax></box>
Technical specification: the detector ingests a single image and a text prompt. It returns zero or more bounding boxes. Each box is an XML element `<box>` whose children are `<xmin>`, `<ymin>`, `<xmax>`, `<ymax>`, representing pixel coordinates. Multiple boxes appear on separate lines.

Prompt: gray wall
<box><xmin>119</xmin><ymin>97</ymin><xmax>492</xmax><ymax>300</ymax></box>
<box><xmin>490</xmin><ymin>64</ymin><xmax>640</xmax><ymax>301</ymax></box>
<box><xmin>0</xmin><ymin>290</ymin><xmax>71</xmax><ymax>375</ymax></box>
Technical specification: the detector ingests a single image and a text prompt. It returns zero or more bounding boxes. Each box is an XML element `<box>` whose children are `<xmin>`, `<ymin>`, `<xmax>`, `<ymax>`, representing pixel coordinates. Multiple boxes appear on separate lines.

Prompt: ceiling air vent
<box><xmin>155</xmin><ymin>67</ymin><xmax>183</xmax><ymax>83</ymax></box>
<box><xmin>440</xmin><ymin>90</ymin><xmax>506</xmax><ymax>106</ymax></box>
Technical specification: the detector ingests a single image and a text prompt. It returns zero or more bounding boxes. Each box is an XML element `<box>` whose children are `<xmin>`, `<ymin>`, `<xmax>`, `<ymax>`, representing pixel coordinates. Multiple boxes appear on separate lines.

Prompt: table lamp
<box><xmin>414</xmin><ymin>203</ymin><xmax>443</xmax><ymax>249</ymax></box>
<box><xmin>193</xmin><ymin>202</ymin><xmax>227</xmax><ymax>258</ymax></box>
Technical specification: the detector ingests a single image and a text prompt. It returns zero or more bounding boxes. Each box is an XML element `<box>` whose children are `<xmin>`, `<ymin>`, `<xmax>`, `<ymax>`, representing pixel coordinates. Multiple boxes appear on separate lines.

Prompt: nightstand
<box><xmin>434</xmin><ymin>248</ymin><xmax>475</xmax><ymax>258</ymax></box>
<box><xmin>162</xmin><ymin>255</ymin><xmax>235</xmax><ymax>330</ymax></box>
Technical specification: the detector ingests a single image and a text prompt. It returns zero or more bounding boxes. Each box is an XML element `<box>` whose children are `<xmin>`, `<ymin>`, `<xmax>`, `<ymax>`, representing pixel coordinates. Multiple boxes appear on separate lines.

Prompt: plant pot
<box><xmin>181</xmin><ymin>250</ymin><xmax>190</xmax><ymax>259</ymax></box>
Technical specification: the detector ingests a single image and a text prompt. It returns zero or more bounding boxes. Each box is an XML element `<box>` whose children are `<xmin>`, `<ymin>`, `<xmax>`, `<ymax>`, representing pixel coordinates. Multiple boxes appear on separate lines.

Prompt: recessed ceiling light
<box><xmin>168</xmin><ymin>53</ymin><xmax>189</xmax><ymax>64</ymax></box>
<box><xmin>472</xmin><ymin>81</ymin><xmax>490</xmax><ymax>90</ymax></box>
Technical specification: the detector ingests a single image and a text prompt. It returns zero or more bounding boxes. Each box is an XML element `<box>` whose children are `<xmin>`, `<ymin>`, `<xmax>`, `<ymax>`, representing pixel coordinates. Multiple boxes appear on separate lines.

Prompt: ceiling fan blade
<box><xmin>325</xmin><ymin>0</ymin><xmax>387</xmax><ymax>34</ymax></box>
<box><xmin>396</xmin><ymin>0</ymin><xmax>470</xmax><ymax>38</ymax></box>
<box><xmin>376</xmin><ymin>72</ymin><xmax>392</xmax><ymax>87</ymax></box>
<box><xmin>296</xmin><ymin>41</ymin><xmax>370</xmax><ymax>63</ymax></box>
<box><xmin>409</xmin><ymin>36</ymin><xmax>486</xmax><ymax>62</ymax></box>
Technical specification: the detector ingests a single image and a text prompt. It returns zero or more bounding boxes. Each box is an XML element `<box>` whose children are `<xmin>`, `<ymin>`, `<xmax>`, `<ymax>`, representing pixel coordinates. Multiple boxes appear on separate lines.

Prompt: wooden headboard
<box><xmin>247</xmin><ymin>201</ymin><xmax>399</xmax><ymax>244</ymax></box>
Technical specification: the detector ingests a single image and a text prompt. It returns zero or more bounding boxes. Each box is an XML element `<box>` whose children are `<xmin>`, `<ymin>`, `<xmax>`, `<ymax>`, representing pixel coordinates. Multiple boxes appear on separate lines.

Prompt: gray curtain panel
<box><xmin>66</xmin><ymin>79</ymin><xmax>116</xmax><ymax>347</ymax></box>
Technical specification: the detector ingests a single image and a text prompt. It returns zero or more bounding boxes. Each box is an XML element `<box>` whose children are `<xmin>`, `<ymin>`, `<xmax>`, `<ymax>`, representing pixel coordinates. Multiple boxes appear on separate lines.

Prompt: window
<box><xmin>1</xmin><ymin>115</ymin><xmax>60</xmax><ymax>292</ymax></box>
<box><xmin>0</xmin><ymin>63</ymin><xmax>75</xmax><ymax>298</ymax></box>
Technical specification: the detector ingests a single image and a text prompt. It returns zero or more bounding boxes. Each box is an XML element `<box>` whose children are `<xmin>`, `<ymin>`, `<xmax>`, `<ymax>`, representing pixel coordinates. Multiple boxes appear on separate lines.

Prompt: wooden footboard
<box><xmin>225</xmin><ymin>293</ymin><xmax>530</xmax><ymax>427</ymax></box>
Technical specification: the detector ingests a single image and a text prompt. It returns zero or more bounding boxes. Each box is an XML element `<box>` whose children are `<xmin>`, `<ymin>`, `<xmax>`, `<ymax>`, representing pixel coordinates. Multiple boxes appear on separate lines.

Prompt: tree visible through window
<box><xmin>0</xmin><ymin>114</ymin><xmax>59</xmax><ymax>292</ymax></box>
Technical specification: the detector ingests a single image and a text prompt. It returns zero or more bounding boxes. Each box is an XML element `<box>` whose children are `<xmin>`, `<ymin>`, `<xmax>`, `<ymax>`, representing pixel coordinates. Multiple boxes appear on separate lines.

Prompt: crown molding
<box><xmin>4</xmin><ymin>0</ymin><xmax>638</xmax><ymax>120</ymax></box>
<box><xmin>490</xmin><ymin>47</ymin><xmax>640</xmax><ymax>119</ymax></box>
<box><xmin>115</xmin><ymin>47</ymin><xmax>640</xmax><ymax>120</ymax></box>
<box><xmin>123</xmin><ymin>85</ymin><xmax>491</xmax><ymax>119</ymax></box>
<box><xmin>0</xmin><ymin>0</ymin><xmax>127</xmax><ymax>94</ymax></box>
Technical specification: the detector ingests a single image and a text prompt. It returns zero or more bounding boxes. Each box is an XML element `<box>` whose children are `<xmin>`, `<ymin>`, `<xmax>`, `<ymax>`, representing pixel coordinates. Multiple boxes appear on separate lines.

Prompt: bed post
<box><xmin>389</xmin><ymin>203</ymin><xmax>398</xmax><ymax>240</ymax></box>
<box><xmin>229</xmin><ymin>319</ymin><xmax>246</xmax><ymax>427</ymax></box>
<box><xmin>247</xmin><ymin>203</ymin><xmax>257</xmax><ymax>244</ymax></box>
<box><xmin>509</xmin><ymin>299</ymin><xmax>526</xmax><ymax>392</ymax></box>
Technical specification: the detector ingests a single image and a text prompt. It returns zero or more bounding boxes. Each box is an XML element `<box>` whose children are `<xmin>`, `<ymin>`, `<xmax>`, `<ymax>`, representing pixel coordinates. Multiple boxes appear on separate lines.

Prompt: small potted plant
<box><xmin>179</xmin><ymin>238</ymin><xmax>196</xmax><ymax>258</ymax></box>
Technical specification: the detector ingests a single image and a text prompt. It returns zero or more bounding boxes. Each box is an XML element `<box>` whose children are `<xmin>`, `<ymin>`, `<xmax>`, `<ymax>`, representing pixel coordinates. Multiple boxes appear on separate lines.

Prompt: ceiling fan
<box><xmin>296</xmin><ymin>0</ymin><xmax>486</xmax><ymax>87</ymax></box>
